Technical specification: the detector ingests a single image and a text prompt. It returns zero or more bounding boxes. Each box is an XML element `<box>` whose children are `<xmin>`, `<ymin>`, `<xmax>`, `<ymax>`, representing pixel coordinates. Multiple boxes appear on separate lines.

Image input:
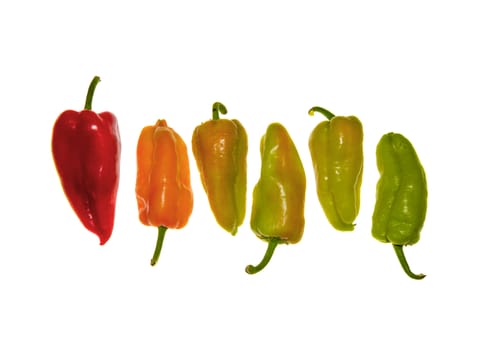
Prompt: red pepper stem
<box><xmin>212</xmin><ymin>102</ymin><xmax>227</xmax><ymax>120</ymax></box>
<box><xmin>245</xmin><ymin>238</ymin><xmax>280</xmax><ymax>274</ymax></box>
<box><xmin>84</xmin><ymin>76</ymin><xmax>101</xmax><ymax>110</ymax></box>
<box><xmin>392</xmin><ymin>244</ymin><xmax>426</xmax><ymax>280</ymax></box>
<box><xmin>308</xmin><ymin>106</ymin><xmax>336</xmax><ymax>120</ymax></box>
<box><xmin>151</xmin><ymin>226</ymin><xmax>168</xmax><ymax>266</ymax></box>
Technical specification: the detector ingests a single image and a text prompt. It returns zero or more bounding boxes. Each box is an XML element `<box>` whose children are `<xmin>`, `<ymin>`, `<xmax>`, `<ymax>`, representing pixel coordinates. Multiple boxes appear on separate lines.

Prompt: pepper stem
<box><xmin>151</xmin><ymin>226</ymin><xmax>168</xmax><ymax>266</ymax></box>
<box><xmin>212</xmin><ymin>102</ymin><xmax>227</xmax><ymax>120</ymax></box>
<box><xmin>308</xmin><ymin>106</ymin><xmax>336</xmax><ymax>120</ymax></box>
<box><xmin>84</xmin><ymin>76</ymin><xmax>101</xmax><ymax>110</ymax></box>
<box><xmin>245</xmin><ymin>239</ymin><xmax>280</xmax><ymax>274</ymax></box>
<box><xmin>392</xmin><ymin>244</ymin><xmax>426</xmax><ymax>280</ymax></box>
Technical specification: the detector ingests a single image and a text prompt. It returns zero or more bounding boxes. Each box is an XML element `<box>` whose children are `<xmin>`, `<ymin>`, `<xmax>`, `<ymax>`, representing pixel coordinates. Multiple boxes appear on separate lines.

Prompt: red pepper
<box><xmin>52</xmin><ymin>76</ymin><xmax>121</xmax><ymax>245</ymax></box>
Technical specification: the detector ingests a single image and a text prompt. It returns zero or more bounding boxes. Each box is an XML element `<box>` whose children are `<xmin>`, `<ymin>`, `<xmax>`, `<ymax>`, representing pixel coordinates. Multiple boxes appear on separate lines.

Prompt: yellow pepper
<box><xmin>308</xmin><ymin>106</ymin><xmax>364</xmax><ymax>231</ymax></box>
<box><xmin>192</xmin><ymin>102</ymin><xmax>248</xmax><ymax>235</ymax></box>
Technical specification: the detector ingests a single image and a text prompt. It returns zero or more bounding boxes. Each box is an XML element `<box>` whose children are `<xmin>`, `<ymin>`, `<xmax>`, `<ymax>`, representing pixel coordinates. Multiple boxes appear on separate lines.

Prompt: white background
<box><xmin>1</xmin><ymin>0</ymin><xmax>500</xmax><ymax>349</ymax></box>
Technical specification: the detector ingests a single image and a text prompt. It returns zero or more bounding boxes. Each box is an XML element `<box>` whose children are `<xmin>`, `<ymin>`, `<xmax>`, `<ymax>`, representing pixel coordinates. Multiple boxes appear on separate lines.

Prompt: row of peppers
<box><xmin>52</xmin><ymin>76</ymin><xmax>428</xmax><ymax>280</ymax></box>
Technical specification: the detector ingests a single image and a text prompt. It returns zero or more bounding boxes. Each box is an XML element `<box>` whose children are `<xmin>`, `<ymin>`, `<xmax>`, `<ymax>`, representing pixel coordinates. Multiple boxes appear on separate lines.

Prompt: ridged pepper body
<box><xmin>372</xmin><ymin>132</ymin><xmax>427</xmax><ymax>279</ymax></box>
<box><xmin>192</xmin><ymin>103</ymin><xmax>247</xmax><ymax>235</ymax></box>
<box><xmin>136</xmin><ymin>119</ymin><xmax>193</xmax><ymax>265</ymax></box>
<box><xmin>308</xmin><ymin>107</ymin><xmax>363</xmax><ymax>231</ymax></box>
<box><xmin>246</xmin><ymin>123</ymin><xmax>306</xmax><ymax>274</ymax></box>
<box><xmin>52</xmin><ymin>76</ymin><xmax>121</xmax><ymax>245</ymax></box>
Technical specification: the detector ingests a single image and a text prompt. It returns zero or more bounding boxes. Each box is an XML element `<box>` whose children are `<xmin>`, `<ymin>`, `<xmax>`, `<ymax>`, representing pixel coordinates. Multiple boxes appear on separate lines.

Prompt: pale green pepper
<box><xmin>246</xmin><ymin>123</ymin><xmax>306</xmax><ymax>274</ymax></box>
<box><xmin>372</xmin><ymin>132</ymin><xmax>427</xmax><ymax>280</ymax></box>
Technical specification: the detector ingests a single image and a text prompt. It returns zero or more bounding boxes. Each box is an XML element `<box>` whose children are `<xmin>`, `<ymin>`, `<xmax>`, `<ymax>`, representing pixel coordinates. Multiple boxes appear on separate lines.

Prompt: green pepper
<box><xmin>372</xmin><ymin>132</ymin><xmax>427</xmax><ymax>280</ymax></box>
<box><xmin>308</xmin><ymin>106</ymin><xmax>363</xmax><ymax>231</ymax></box>
<box><xmin>246</xmin><ymin>123</ymin><xmax>306</xmax><ymax>274</ymax></box>
<box><xmin>192</xmin><ymin>102</ymin><xmax>248</xmax><ymax>235</ymax></box>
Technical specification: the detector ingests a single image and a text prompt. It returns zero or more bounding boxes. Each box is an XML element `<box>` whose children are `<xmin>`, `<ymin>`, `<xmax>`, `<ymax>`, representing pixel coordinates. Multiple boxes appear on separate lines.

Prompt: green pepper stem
<box><xmin>84</xmin><ymin>76</ymin><xmax>101</xmax><ymax>110</ymax></box>
<box><xmin>151</xmin><ymin>226</ymin><xmax>168</xmax><ymax>266</ymax></box>
<box><xmin>212</xmin><ymin>102</ymin><xmax>227</xmax><ymax>120</ymax></box>
<box><xmin>245</xmin><ymin>239</ymin><xmax>280</xmax><ymax>274</ymax></box>
<box><xmin>392</xmin><ymin>244</ymin><xmax>426</xmax><ymax>280</ymax></box>
<box><xmin>308</xmin><ymin>106</ymin><xmax>336</xmax><ymax>120</ymax></box>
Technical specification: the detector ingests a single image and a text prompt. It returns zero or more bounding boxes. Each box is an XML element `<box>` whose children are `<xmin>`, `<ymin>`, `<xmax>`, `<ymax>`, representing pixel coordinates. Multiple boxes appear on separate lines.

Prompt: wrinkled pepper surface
<box><xmin>308</xmin><ymin>106</ymin><xmax>363</xmax><ymax>231</ymax></box>
<box><xmin>52</xmin><ymin>76</ymin><xmax>121</xmax><ymax>245</ymax></box>
<box><xmin>246</xmin><ymin>123</ymin><xmax>306</xmax><ymax>274</ymax></box>
<box><xmin>136</xmin><ymin>119</ymin><xmax>193</xmax><ymax>266</ymax></box>
<box><xmin>372</xmin><ymin>132</ymin><xmax>427</xmax><ymax>280</ymax></box>
<box><xmin>192</xmin><ymin>102</ymin><xmax>247</xmax><ymax>235</ymax></box>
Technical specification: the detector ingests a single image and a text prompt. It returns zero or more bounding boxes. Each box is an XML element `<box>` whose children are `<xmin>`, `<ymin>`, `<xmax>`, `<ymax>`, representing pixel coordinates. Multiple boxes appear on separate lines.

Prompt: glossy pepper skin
<box><xmin>372</xmin><ymin>132</ymin><xmax>427</xmax><ymax>280</ymax></box>
<box><xmin>192</xmin><ymin>102</ymin><xmax>247</xmax><ymax>235</ymax></box>
<box><xmin>308</xmin><ymin>106</ymin><xmax>363</xmax><ymax>231</ymax></box>
<box><xmin>52</xmin><ymin>76</ymin><xmax>121</xmax><ymax>245</ymax></box>
<box><xmin>136</xmin><ymin>119</ymin><xmax>193</xmax><ymax>266</ymax></box>
<box><xmin>246</xmin><ymin>123</ymin><xmax>306</xmax><ymax>274</ymax></box>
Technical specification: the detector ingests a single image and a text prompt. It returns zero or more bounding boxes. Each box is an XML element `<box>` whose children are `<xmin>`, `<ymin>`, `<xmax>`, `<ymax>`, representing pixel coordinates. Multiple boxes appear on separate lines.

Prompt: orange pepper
<box><xmin>135</xmin><ymin>119</ymin><xmax>193</xmax><ymax>266</ymax></box>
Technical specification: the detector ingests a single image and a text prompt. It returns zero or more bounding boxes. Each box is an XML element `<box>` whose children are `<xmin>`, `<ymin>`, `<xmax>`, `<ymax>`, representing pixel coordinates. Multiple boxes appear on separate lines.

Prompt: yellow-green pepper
<box><xmin>308</xmin><ymin>106</ymin><xmax>363</xmax><ymax>231</ymax></box>
<box><xmin>192</xmin><ymin>102</ymin><xmax>248</xmax><ymax>235</ymax></box>
<box><xmin>372</xmin><ymin>132</ymin><xmax>427</xmax><ymax>280</ymax></box>
<box><xmin>246</xmin><ymin>123</ymin><xmax>306</xmax><ymax>274</ymax></box>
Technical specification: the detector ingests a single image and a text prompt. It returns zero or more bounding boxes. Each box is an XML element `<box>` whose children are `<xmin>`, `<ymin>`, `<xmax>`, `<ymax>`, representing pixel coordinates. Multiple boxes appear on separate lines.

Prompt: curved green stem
<box><xmin>84</xmin><ymin>76</ymin><xmax>101</xmax><ymax>110</ymax></box>
<box><xmin>212</xmin><ymin>102</ymin><xmax>227</xmax><ymax>120</ymax></box>
<box><xmin>245</xmin><ymin>239</ymin><xmax>280</xmax><ymax>274</ymax></box>
<box><xmin>393</xmin><ymin>244</ymin><xmax>426</xmax><ymax>280</ymax></box>
<box><xmin>308</xmin><ymin>106</ymin><xmax>336</xmax><ymax>120</ymax></box>
<box><xmin>151</xmin><ymin>226</ymin><xmax>167</xmax><ymax>266</ymax></box>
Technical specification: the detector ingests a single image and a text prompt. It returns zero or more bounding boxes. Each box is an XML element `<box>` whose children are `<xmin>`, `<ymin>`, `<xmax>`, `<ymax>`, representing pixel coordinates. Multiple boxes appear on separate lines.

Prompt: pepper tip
<box><xmin>98</xmin><ymin>233</ymin><xmax>111</xmax><ymax>246</ymax></box>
